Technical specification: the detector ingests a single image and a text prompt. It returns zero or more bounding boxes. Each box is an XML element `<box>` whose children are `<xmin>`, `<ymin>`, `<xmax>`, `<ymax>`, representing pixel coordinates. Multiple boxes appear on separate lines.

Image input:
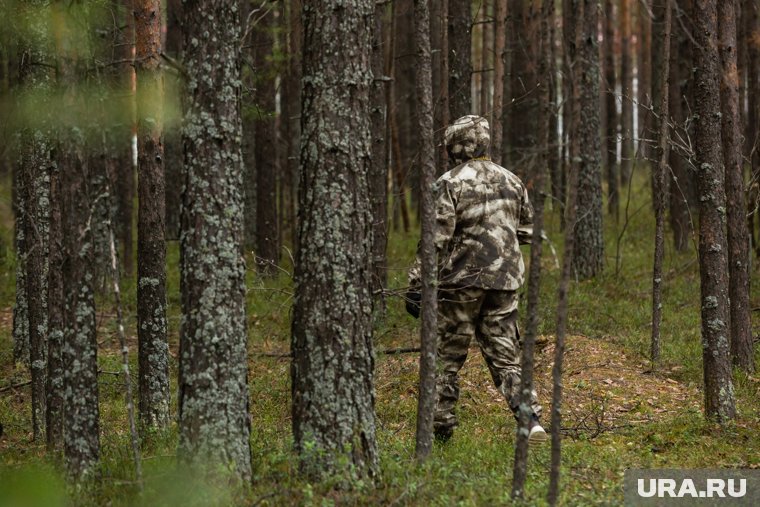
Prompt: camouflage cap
<box><xmin>444</xmin><ymin>115</ymin><xmax>490</xmax><ymax>164</ymax></box>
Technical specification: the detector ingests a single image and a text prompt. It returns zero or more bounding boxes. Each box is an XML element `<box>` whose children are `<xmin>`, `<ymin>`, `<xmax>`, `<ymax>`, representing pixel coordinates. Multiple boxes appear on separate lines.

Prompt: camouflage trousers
<box><xmin>434</xmin><ymin>288</ymin><xmax>542</xmax><ymax>432</ymax></box>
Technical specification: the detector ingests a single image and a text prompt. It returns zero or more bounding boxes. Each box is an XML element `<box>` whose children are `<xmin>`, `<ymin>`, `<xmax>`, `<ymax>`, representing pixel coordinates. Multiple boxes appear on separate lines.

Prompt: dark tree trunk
<box><xmin>549</xmin><ymin>1</ymin><xmax>582</xmax><ymax>504</ymax></box>
<box><xmin>254</xmin><ymin>5</ymin><xmax>280</xmax><ymax>275</ymax></box>
<box><xmin>20</xmin><ymin>137</ymin><xmax>51</xmax><ymax>442</ymax></box>
<box><xmin>135</xmin><ymin>0</ymin><xmax>170</xmax><ymax>429</ymax></box>
<box><xmin>719</xmin><ymin>0</ymin><xmax>753</xmax><ymax>373</ymax></box>
<box><xmin>619</xmin><ymin>0</ymin><xmax>634</xmax><ymax>187</ymax></box>
<box><xmin>433</xmin><ymin>0</ymin><xmax>450</xmax><ymax>171</ymax></box>
<box><xmin>448</xmin><ymin>0</ymin><xmax>472</xmax><ymax>119</ymax></box>
<box><xmin>371</xmin><ymin>1</ymin><xmax>389</xmax><ymax>315</ymax></box>
<box><xmin>651</xmin><ymin>0</ymin><xmax>672</xmax><ymax>365</ymax></box>
<box><xmin>571</xmin><ymin>0</ymin><xmax>604</xmax><ymax>279</ymax></box>
<box><xmin>46</xmin><ymin>161</ymin><xmax>64</xmax><ymax>452</ymax></box>
<box><xmin>668</xmin><ymin>1</ymin><xmax>694</xmax><ymax>253</ymax></box>
<box><xmin>604</xmin><ymin>0</ymin><xmax>619</xmax><ymax>218</ymax></box>
<box><xmin>178</xmin><ymin>0</ymin><xmax>252</xmax><ymax>480</ymax></box>
<box><xmin>640</xmin><ymin>0</ymin><xmax>652</xmax><ymax>163</ymax></box>
<box><xmin>693</xmin><ymin>0</ymin><xmax>736</xmax><ymax>424</ymax></box>
<box><xmin>413</xmin><ymin>0</ymin><xmax>437</xmax><ymax>462</ymax></box>
<box><xmin>284</xmin><ymin>0</ymin><xmax>302</xmax><ymax>250</ymax></box>
<box><xmin>745</xmin><ymin>0</ymin><xmax>760</xmax><ymax>255</ymax></box>
<box><xmin>491</xmin><ymin>0</ymin><xmax>506</xmax><ymax>165</ymax></box>
<box><xmin>164</xmin><ymin>0</ymin><xmax>183</xmax><ymax>241</ymax></box>
<box><xmin>53</xmin><ymin>2</ymin><xmax>100</xmax><ymax>478</ymax></box>
<box><xmin>118</xmin><ymin>0</ymin><xmax>136</xmax><ymax>276</ymax></box>
<box><xmin>291</xmin><ymin>0</ymin><xmax>378</xmax><ymax>479</ymax></box>
<box><xmin>16</xmin><ymin>18</ymin><xmax>53</xmax><ymax>439</ymax></box>
<box><xmin>507</xmin><ymin>0</ymin><xmax>540</xmax><ymax>182</ymax></box>
<box><xmin>512</xmin><ymin>0</ymin><xmax>552</xmax><ymax>498</ymax></box>
<box><xmin>12</xmin><ymin>162</ymin><xmax>30</xmax><ymax>365</ymax></box>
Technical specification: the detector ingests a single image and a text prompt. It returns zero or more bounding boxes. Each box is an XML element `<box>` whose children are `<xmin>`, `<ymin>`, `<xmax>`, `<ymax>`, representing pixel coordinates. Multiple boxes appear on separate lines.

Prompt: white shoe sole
<box><xmin>529</xmin><ymin>427</ymin><xmax>548</xmax><ymax>444</ymax></box>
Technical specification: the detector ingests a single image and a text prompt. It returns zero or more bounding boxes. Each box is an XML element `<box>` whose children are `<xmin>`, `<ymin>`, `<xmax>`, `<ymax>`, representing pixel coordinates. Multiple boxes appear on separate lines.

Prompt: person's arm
<box><xmin>408</xmin><ymin>178</ymin><xmax>458</xmax><ymax>288</ymax></box>
<box><xmin>516</xmin><ymin>184</ymin><xmax>534</xmax><ymax>245</ymax></box>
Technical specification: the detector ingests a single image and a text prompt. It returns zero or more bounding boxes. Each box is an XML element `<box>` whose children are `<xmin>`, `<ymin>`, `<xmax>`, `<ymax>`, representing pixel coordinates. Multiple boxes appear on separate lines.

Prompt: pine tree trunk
<box><xmin>549</xmin><ymin>1</ymin><xmax>583</xmax><ymax>500</ymax></box>
<box><xmin>12</xmin><ymin>162</ymin><xmax>30</xmax><ymax>365</ymax></box>
<box><xmin>491</xmin><ymin>0</ymin><xmax>507</xmax><ymax>165</ymax></box>
<box><xmin>571</xmin><ymin>0</ymin><xmax>604</xmax><ymax>279</ymax></box>
<box><xmin>619</xmin><ymin>0</ymin><xmax>634</xmax><ymax>187</ymax></box>
<box><xmin>178</xmin><ymin>0</ymin><xmax>252</xmax><ymax>480</ymax></box>
<box><xmin>20</xmin><ymin>137</ymin><xmax>50</xmax><ymax>441</ymax></box>
<box><xmin>668</xmin><ymin>2</ymin><xmax>693</xmax><ymax>252</ymax></box>
<box><xmin>164</xmin><ymin>0</ymin><xmax>183</xmax><ymax>241</ymax></box>
<box><xmin>135</xmin><ymin>0</ymin><xmax>170</xmax><ymax>429</ymax></box>
<box><xmin>692</xmin><ymin>0</ymin><xmax>736</xmax><ymax>424</ymax></box>
<box><xmin>745</xmin><ymin>0</ymin><xmax>760</xmax><ymax>255</ymax></box>
<box><xmin>46</xmin><ymin>160</ymin><xmax>64</xmax><ymax>452</ymax></box>
<box><xmin>508</xmin><ymin>0</ymin><xmax>540</xmax><ymax>182</ymax></box>
<box><xmin>413</xmin><ymin>0</ymin><xmax>437</xmax><ymax>462</ymax></box>
<box><xmin>371</xmin><ymin>1</ymin><xmax>389</xmax><ymax>315</ymax></box>
<box><xmin>512</xmin><ymin>0</ymin><xmax>551</xmax><ymax>498</ymax></box>
<box><xmin>254</xmin><ymin>6</ymin><xmax>280</xmax><ymax>274</ymax></box>
<box><xmin>118</xmin><ymin>0</ymin><xmax>136</xmax><ymax>276</ymax></box>
<box><xmin>53</xmin><ymin>1</ymin><xmax>101</xmax><ymax>478</ymax></box>
<box><xmin>604</xmin><ymin>0</ymin><xmax>619</xmax><ymax>218</ymax></box>
<box><xmin>651</xmin><ymin>0</ymin><xmax>671</xmax><ymax>365</ymax></box>
<box><xmin>448</xmin><ymin>0</ymin><xmax>472</xmax><ymax>119</ymax></box>
<box><xmin>719</xmin><ymin>0</ymin><xmax>753</xmax><ymax>373</ymax></box>
<box><xmin>291</xmin><ymin>0</ymin><xmax>378</xmax><ymax>479</ymax></box>
<box><xmin>640</xmin><ymin>0</ymin><xmax>652</xmax><ymax>163</ymax></box>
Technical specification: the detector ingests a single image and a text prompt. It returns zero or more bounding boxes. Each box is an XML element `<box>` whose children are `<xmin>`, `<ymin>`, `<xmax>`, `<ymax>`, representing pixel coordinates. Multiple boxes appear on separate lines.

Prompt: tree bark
<box><xmin>549</xmin><ymin>1</ymin><xmax>583</xmax><ymax>504</ymax></box>
<box><xmin>693</xmin><ymin>0</ymin><xmax>736</xmax><ymax>423</ymax></box>
<box><xmin>745</xmin><ymin>0</ymin><xmax>760</xmax><ymax>255</ymax></box>
<box><xmin>12</xmin><ymin>162</ymin><xmax>30</xmax><ymax>365</ymax></box>
<box><xmin>651</xmin><ymin>0</ymin><xmax>672</xmax><ymax>365</ymax></box>
<box><xmin>46</xmin><ymin>159</ymin><xmax>64</xmax><ymax>452</ymax></box>
<box><xmin>254</xmin><ymin>4</ymin><xmax>280</xmax><ymax>275</ymax></box>
<box><xmin>178</xmin><ymin>0</ymin><xmax>252</xmax><ymax>480</ymax></box>
<box><xmin>512</xmin><ymin>0</ymin><xmax>552</xmax><ymax>498</ymax></box>
<box><xmin>604</xmin><ymin>0</ymin><xmax>619</xmax><ymax>218</ymax></box>
<box><xmin>491</xmin><ymin>0</ymin><xmax>507</xmax><ymax>165</ymax></box>
<box><xmin>164</xmin><ymin>0</ymin><xmax>183</xmax><ymax>241</ymax></box>
<box><xmin>448</xmin><ymin>0</ymin><xmax>472</xmax><ymax>119</ymax></box>
<box><xmin>53</xmin><ymin>1</ymin><xmax>101</xmax><ymax>479</ymax></box>
<box><xmin>668</xmin><ymin>1</ymin><xmax>694</xmax><ymax>253</ymax></box>
<box><xmin>291</xmin><ymin>0</ymin><xmax>378</xmax><ymax>479</ymax></box>
<box><xmin>571</xmin><ymin>0</ymin><xmax>604</xmax><ymax>279</ymax></box>
<box><xmin>507</xmin><ymin>0</ymin><xmax>540</xmax><ymax>182</ymax></box>
<box><xmin>371</xmin><ymin>1</ymin><xmax>388</xmax><ymax>315</ymax></box>
<box><xmin>135</xmin><ymin>0</ymin><xmax>170</xmax><ymax>429</ymax></box>
<box><xmin>413</xmin><ymin>0</ymin><xmax>437</xmax><ymax>462</ymax></box>
<box><xmin>719</xmin><ymin>0</ymin><xmax>753</xmax><ymax>373</ymax></box>
<box><xmin>619</xmin><ymin>0</ymin><xmax>634</xmax><ymax>187</ymax></box>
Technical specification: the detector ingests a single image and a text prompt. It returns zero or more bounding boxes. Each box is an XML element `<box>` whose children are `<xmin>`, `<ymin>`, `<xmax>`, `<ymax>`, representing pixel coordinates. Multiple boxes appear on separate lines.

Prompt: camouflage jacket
<box><xmin>410</xmin><ymin>158</ymin><xmax>533</xmax><ymax>291</ymax></box>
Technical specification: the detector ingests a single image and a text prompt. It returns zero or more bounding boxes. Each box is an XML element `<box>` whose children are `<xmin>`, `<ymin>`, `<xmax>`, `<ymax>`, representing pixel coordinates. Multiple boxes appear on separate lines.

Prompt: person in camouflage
<box><xmin>408</xmin><ymin>115</ymin><xmax>546</xmax><ymax>443</ymax></box>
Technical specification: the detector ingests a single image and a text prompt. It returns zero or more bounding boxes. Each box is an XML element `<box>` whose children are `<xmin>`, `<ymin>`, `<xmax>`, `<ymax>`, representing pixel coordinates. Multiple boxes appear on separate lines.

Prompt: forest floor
<box><xmin>1</xmin><ymin>172</ymin><xmax>760</xmax><ymax>506</ymax></box>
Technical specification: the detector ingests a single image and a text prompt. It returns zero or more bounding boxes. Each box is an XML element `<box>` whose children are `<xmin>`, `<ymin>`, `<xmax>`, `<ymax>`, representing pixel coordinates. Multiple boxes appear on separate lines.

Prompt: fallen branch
<box><xmin>0</xmin><ymin>380</ymin><xmax>32</xmax><ymax>393</ymax></box>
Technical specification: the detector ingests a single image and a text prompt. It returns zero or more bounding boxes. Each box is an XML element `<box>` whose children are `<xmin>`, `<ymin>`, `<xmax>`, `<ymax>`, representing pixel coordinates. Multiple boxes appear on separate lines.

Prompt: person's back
<box><xmin>435</xmin><ymin>158</ymin><xmax>533</xmax><ymax>291</ymax></box>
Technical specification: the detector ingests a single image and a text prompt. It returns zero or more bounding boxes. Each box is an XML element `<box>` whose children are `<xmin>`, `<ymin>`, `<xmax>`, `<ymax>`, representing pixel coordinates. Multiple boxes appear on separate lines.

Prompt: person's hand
<box><xmin>405</xmin><ymin>289</ymin><xmax>421</xmax><ymax>319</ymax></box>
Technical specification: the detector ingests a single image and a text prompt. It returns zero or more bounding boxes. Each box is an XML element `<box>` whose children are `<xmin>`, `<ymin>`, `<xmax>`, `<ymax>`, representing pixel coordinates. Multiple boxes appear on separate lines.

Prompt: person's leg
<box><xmin>475</xmin><ymin>290</ymin><xmax>542</xmax><ymax>419</ymax></box>
<box><xmin>434</xmin><ymin>287</ymin><xmax>484</xmax><ymax>438</ymax></box>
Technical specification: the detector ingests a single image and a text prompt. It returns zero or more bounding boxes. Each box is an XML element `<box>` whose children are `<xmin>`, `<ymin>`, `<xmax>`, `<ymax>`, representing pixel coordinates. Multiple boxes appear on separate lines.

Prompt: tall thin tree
<box><xmin>619</xmin><ymin>0</ymin><xmax>634</xmax><ymax>187</ymax></box>
<box><xmin>692</xmin><ymin>0</ymin><xmax>736</xmax><ymax>423</ymax></box>
<box><xmin>448</xmin><ymin>0</ymin><xmax>472</xmax><ymax>119</ymax></box>
<box><xmin>134</xmin><ymin>0</ymin><xmax>170</xmax><ymax>429</ymax></box>
<box><xmin>718</xmin><ymin>0</ymin><xmax>753</xmax><ymax>373</ymax></box>
<box><xmin>512</xmin><ymin>0</ymin><xmax>552</xmax><ymax>498</ymax></box>
<box><xmin>571</xmin><ymin>0</ymin><xmax>603</xmax><ymax>279</ymax></box>
<box><xmin>549</xmin><ymin>0</ymin><xmax>583</xmax><ymax>503</ymax></box>
<box><xmin>651</xmin><ymin>0</ymin><xmax>672</xmax><ymax>364</ymax></box>
<box><xmin>413</xmin><ymin>0</ymin><xmax>438</xmax><ymax>462</ymax></box>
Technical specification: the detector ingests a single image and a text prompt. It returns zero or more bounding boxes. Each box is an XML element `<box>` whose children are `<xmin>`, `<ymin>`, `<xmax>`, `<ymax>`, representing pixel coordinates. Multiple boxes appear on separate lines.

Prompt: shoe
<box><xmin>528</xmin><ymin>414</ymin><xmax>548</xmax><ymax>444</ymax></box>
<box><xmin>434</xmin><ymin>426</ymin><xmax>454</xmax><ymax>443</ymax></box>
